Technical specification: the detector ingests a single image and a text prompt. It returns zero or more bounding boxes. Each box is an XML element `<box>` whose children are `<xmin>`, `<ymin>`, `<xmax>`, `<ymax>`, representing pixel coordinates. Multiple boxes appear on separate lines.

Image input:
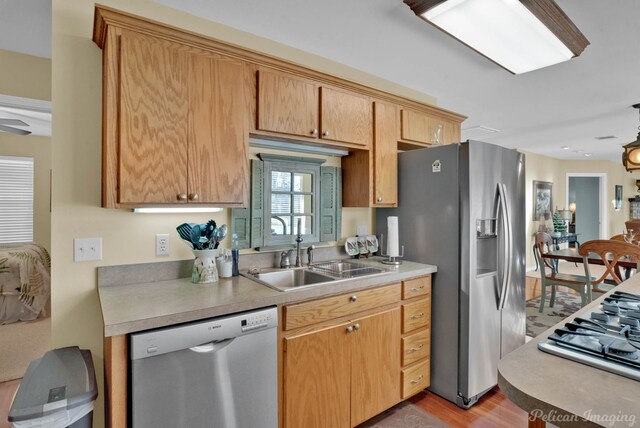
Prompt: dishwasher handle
<box><xmin>189</xmin><ymin>338</ymin><xmax>235</xmax><ymax>353</ymax></box>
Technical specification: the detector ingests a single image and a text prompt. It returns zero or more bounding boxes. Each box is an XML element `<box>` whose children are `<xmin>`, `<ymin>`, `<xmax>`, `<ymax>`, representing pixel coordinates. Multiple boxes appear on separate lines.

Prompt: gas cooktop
<box><xmin>538</xmin><ymin>291</ymin><xmax>640</xmax><ymax>381</ymax></box>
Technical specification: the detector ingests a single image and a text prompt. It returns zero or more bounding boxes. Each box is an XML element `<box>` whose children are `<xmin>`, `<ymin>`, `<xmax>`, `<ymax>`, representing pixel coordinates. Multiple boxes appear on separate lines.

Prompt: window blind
<box><xmin>0</xmin><ymin>156</ymin><xmax>34</xmax><ymax>244</ymax></box>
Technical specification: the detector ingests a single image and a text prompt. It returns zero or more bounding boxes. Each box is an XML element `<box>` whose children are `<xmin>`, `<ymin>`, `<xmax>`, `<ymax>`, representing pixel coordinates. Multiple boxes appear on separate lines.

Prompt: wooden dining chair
<box><xmin>533</xmin><ymin>232</ymin><xmax>591</xmax><ymax>312</ymax></box>
<box><xmin>578</xmin><ymin>240</ymin><xmax>640</xmax><ymax>301</ymax></box>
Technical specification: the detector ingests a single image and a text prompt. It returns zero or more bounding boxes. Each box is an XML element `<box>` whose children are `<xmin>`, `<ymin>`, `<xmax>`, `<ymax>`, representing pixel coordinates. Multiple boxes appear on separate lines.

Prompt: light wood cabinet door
<box><xmin>400</xmin><ymin>108</ymin><xmax>430</xmax><ymax>145</ymax></box>
<box><xmin>320</xmin><ymin>87</ymin><xmax>372</xmax><ymax>148</ymax></box>
<box><xmin>283</xmin><ymin>322</ymin><xmax>351</xmax><ymax>428</ymax></box>
<box><xmin>373</xmin><ymin>101</ymin><xmax>397</xmax><ymax>206</ymax></box>
<box><xmin>257</xmin><ymin>69</ymin><xmax>318</xmax><ymax>138</ymax></box>
<box><xmin>351</xmin><ymin>307</ymin><xmax>401</xmax><ymax>427</ymax></box>
<box><xmin>119</xmin><ymin>30</ymin><xmax>189</xmax><ymax>204</ymax></box>
<box><xmin>188</xmin><ymin>52</ymin><xmax>248</xmax><ymax>204</ymax></box>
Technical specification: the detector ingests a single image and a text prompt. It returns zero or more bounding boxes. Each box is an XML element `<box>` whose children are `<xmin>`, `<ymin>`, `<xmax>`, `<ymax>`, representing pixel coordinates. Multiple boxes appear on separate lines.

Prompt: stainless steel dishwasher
<box><xmin>130</xmin><ymin>306</ymin><xmax>277</xmax><ymax>428</ymax></box>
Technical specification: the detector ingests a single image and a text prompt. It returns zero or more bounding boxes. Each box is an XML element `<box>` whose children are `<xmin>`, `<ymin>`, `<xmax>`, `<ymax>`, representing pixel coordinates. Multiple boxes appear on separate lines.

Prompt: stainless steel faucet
<box><xmin>295</xmin><ymin>218</ymin><xmax>303</xmax><ymax>268</ymax></box>
<box><xmin>307</xmin><ymin>245</ymin><xmax>315</xmax><ymax>266</ymax></box>
<box><xmin>280</xmin><ymin>249</ymin><xmax>293</xmax><ymax>269</ymax></box>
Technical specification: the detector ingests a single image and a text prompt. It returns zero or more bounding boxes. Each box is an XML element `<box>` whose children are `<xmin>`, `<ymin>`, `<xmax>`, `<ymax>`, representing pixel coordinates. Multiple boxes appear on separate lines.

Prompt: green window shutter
<box><xmin>251</xmin><ymin>159</ymin><xmax>265</xmax><ymax>248</ymax></box>
<box><xmin>230</xmin><ymin>208</ymin><xmax>250</xmax><ymax>249</ymax></box>
<box><xmin>320</xmin><ymin>166</ymin><xmax>342</xmax><ymax>242</ymax></box>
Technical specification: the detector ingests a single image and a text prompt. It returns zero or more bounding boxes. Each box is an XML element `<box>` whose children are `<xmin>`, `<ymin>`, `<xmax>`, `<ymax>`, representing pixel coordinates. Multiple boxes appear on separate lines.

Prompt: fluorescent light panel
<box><xmin>423</xmin><ymin>0</ymin><xmax>574</xmax><ymax>74</ymax></box>
<box><xmin>132</xmin><ymin>207</ymin><xmax>223</xmax><ymax>214</ymax></box>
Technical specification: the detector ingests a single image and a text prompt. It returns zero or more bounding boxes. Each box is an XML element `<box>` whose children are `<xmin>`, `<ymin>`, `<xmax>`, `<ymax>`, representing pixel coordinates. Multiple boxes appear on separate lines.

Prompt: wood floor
<box><xmin>0</xmin><ymin>378</ymin><xmax>528</xmax><ymax>428</ymax></box>
<box><xmin>0</xmin><ymin>379</ymin><xmax>19</xmax><ymax>428</ymax></box>
<box><xmin>410</xmin><ymin>387</ymin><xmax>530</xmax><ymax>428</ymax></box>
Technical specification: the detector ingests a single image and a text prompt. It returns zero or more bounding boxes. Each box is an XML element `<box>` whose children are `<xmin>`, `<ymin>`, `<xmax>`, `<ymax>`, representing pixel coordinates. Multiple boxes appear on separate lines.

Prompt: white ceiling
<box><xmin>0</xmin><ymin>0</ymin><xmax>51</xmax><ymax>58</ymax></box>
<box><xmin>153</xmin><ymin>0</ymin><xmax>640</xmax><ymax>164</ymax></box>
<box><xmin>2</xmin><ymin>1</ymin><xmax>638</xmax><ymax>158</ymax></box>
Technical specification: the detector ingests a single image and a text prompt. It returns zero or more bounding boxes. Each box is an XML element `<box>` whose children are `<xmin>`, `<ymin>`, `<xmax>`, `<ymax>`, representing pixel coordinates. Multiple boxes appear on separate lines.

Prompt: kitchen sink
<box><xmin>243</xmin><ymin>267</ymin><xmax>336</xmax><ymax>292</ymax></box>
<box><xmin>242</xmin><ymin>260</ymin><xmax>390</xmax><ymax>292</ymax></box>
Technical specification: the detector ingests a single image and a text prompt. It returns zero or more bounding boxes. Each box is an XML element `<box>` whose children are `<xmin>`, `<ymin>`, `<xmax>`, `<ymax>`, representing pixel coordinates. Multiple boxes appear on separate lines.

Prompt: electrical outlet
<box><xmin>156</xmin><ymin>234</ymin><xmax>170</xmax><ymax>256</ymax></box>
<box><xmin>74</xmin><ymin>237</ymin><xmax>102</xmax><ymax>262</ymax></box>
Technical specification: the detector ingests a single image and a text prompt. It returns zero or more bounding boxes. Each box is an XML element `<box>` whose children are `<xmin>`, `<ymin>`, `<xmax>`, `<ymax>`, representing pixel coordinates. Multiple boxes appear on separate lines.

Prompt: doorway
<box><xmin>566</xmin><ymin>173</ymin><xmax>607</xmax><ymax>242</ymax></box>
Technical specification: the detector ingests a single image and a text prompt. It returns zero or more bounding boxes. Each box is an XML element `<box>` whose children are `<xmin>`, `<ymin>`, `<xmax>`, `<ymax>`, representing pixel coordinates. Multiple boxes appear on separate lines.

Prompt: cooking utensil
<box><xmin>214</xmin><ymin>224</ymin><xmax>227</xmax><ymax>249</ymax></box>
<box><xmin>190</xmin><ymin>224</ymin><xmax>202</xmax><ymax>250</ymax></box>
<box><xmin>176</xmin><ymin>223</ymin><xmax>193</xmax><ymax>243</ymax></box>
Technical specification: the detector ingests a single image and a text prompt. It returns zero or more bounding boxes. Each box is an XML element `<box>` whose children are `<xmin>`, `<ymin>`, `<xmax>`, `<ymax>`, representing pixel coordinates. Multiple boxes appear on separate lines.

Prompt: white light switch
<box><xmin>74</xmin><ymin>237</ymin><xmax>102</xmax><ymax>262</ymax></box>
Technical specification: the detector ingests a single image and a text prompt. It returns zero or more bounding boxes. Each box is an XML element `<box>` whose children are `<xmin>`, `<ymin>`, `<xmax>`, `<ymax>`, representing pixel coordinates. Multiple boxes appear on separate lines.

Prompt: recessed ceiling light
<box><xmin>595</xmin><ymin>135</ymin><xmax>616</xmax><ymax>140</ymax></box>
<box><xmin>584</xmin><ymin>153</ymin><xmax>593</xmax><ymax>157</ymax></box>
<box><xmin>561</xmin><ymin>146</ymin><xmax>570</xmax><ymax>150</ymax></box>
<box><xmin>573</xmin><ymin>149</ymin><xmax>584</xmax><ymax>153</ymax></box>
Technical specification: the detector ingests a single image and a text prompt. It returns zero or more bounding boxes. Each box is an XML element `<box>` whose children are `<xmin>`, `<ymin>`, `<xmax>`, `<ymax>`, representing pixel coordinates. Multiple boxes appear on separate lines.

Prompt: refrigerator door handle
<box><xmin>500</xmin><ymin>183</ymin><xmax>513</xmax><ymax>309</ymax></box>
<box><xmin>497</xmin><ymin>183</ymin><xmax>511</xmax><ymax>310</ymax></box>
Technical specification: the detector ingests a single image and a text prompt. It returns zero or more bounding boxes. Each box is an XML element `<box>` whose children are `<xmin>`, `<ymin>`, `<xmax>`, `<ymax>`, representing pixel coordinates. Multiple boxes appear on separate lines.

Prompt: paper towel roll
<box><xmin>387</xmin><ymin>216</ymin><xmax>400</xmax><ymax>257</ymax></box>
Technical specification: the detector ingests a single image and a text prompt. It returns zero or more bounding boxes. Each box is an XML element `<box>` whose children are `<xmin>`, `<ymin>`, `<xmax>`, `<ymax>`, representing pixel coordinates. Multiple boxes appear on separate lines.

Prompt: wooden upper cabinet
<box><xmin>400</xmin><ymin>108</ymin><xmax>430</xmax><ymax>145</ymax></box>
<box><xmin>373</xmin><ymin>101</ymin><xmax>397</xmax><ymax>207</ymax></box>
<box><xmin>188</xmin><ymin>52</ymin><xmax>248</xmax><ymax>205</ymax></box>
<box><xmin>400</xmin><ymin>108</ymin><xmax>460</xmax><ymax>147</ymax></box>
<box><xmin>255</xmin><ymin>68</ymin><xmax>373</xmax><ymax>149</ymax></box>
<box><xmin>320</xmin><ymin>87</ymin><xmax>372</xmax><ymax>148</ymax></box>
<box><xmin>103</xmin><ymin>28</ymin><xmax>248</xmax><ymax>207</ymax></box>
<box><xmin>256</xmin><ymin>69</ymin><xmax>318</xmax><ymax>139</ymax></box>
<box><xmin>119</xmin><ymin>30</ymin><xmax>189</xmax><ymax>204</ymax></box>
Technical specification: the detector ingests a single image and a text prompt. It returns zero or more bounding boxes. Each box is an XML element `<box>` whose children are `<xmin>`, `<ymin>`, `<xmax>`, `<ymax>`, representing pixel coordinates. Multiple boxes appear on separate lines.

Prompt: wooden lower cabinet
<box><xmin>282</xmin><ymin>306</ymin><xmax>400</xmax><ymax>428</ymax></box>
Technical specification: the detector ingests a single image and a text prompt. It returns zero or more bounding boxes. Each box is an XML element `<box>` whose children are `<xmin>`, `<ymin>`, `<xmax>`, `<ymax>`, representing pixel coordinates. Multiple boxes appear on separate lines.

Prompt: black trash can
<box><xmin>8</xmin><ymin>346</ymin><xmax>98</xmax><ymax>428</ymax></box>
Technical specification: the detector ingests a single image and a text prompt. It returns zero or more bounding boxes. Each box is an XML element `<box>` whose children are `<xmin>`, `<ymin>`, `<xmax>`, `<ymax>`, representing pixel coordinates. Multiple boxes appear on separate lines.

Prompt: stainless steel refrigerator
<box><xmin>377</xmin><ymin>141</ymin><xmax>525</xmax><ymax>408</ymax></box>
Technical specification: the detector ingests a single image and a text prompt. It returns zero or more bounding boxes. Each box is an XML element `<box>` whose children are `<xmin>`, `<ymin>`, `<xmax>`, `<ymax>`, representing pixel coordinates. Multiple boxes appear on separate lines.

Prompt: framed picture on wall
<box><xmin>615</xmin><ymin>185</ymin><xmax>623</xmax><ymax>211</ymax></box>
<box><xmin>533</xmin><ymin>180</ymin><xmax>553</xmax><ymax>220</ymax></box>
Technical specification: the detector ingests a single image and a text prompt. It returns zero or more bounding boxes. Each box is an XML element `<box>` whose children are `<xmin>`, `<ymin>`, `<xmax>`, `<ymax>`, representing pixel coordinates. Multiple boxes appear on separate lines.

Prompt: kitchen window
<box><xmin>231</xmin><ymin>154</ymin><xmax>341</xmax><ymax>249</ymax></box>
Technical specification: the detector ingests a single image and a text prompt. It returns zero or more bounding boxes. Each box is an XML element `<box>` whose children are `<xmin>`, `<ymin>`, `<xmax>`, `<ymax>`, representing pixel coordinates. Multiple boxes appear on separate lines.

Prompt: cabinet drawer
<box><xmin>283</xmin><ymin>283</ymin><xmax>401</xmax><ymax>330</ymax></box>
<box><xmin>402</xmin><ymin>359</ymin><xmax>430</xmax><ymax>399</ymax></box>
<box><xmin>402</xmin><ymin>297</ymin><xmax>430</xmax><ymax>333</ymax></box>
<box><xmin>402</xmin><ymin>328</ymin><xmax>430</xmax><ymax>366</ymax></box>
<box><xmin>402</xmin><ymin>276</ymin><xmax>431</xmax><ymax>300</ymax></box>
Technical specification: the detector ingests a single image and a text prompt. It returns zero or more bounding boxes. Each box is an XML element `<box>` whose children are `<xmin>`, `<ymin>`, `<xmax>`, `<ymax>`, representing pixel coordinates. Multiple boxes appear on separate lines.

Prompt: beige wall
<box><xmin>51</xmin><ymin>1</ymin><xmax>426</xmax><ymax>425</ymax></box>
<box><xmin>0</xmin><ymin>134</ymin><xmax>51</xmax><ymax>251</ymax></box>
<box><xmin>0</xmin><ymin>49</ymin><xmax>51</xmax><ymax>101</ymax></box>
<box><xmin>523</xmin><ymin>150</ymin><xmax>640</xmax><ymax>268</ymax></box>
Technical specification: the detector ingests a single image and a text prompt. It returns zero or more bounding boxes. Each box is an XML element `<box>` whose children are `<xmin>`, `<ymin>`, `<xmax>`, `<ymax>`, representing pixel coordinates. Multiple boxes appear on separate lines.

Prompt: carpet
<box><xmin>526</xmin><ymin>292</ymin><xmax>583</xmax><ymax>337</ymax></box>
<box><xmin>0</xmin><ymin>317</ymin><xmax>51</xmax><ymax>382</ymax></box>
<box><xmin>357</xmin><ymin>401</ymin><xmax>450</xmax><ymax>428</ymax></box>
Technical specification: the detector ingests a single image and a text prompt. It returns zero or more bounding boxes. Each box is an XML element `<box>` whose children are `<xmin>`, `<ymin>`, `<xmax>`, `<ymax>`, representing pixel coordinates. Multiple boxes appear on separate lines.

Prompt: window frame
<box><xmin>263</xmin><ymin>159</ymin><xmax>321</xmax><ymax>247</ymax></box>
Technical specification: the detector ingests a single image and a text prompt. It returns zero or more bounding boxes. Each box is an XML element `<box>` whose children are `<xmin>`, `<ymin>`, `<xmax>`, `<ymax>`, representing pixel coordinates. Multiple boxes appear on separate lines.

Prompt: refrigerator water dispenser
<box><xmin>476</xmin><ymin>219</ymin><xmax>497</xmax><ymax>276</ymax></box>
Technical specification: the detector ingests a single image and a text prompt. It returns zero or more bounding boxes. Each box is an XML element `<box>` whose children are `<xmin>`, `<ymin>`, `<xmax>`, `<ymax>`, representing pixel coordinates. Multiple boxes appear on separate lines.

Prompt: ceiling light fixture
<box><xmin>561</xmin><ymin>146</ymin><xmax>570</xmax><ymax>150</ymax></box>
<box><xmin>403</xmin><ymin>0</ymin><xmax>589</xmax><ymax>74</ymax></box>
<box><xmin>622</xmin><ymin>104</ymin><xmax>640</xmax><ymax>172</ymax></box>
<box><xmin>584</xmin><ymin>153</ymin><xmax>592</xmax><ymax>157</ymax></box>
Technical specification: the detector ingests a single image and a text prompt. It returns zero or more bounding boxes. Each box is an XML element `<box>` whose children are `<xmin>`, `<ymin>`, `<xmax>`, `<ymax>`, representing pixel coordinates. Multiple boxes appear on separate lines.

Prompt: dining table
<box><xmin>543</xmin><ymin>247</ymin><xmax>638</xmax><ymax>282</ymax></box>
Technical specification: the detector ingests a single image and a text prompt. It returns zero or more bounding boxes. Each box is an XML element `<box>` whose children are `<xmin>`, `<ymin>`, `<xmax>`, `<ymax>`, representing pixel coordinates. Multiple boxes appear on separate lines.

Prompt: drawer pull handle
<box><xmin>411</xmin><ymin>312</ymin><xmax>425</xmax><ymax>319</ymax></box>
<box><xmin>409</xmin><ymin>344</ymin><xmax>423</xmax><ymax>352</ymax></box>
<box><xmin>410</xmin><ymin>286</ymin><xmax>425</xmax><ymax>292</ymax></box>
<box><xmin>350</xmin><ymin>295</ymin><xmax>357</xmax><ymax>302</ymax></box>
<box><xmin>410</xmin><ymin>375</ymin><xmax>424</xmax><ymax>384</ymax></box>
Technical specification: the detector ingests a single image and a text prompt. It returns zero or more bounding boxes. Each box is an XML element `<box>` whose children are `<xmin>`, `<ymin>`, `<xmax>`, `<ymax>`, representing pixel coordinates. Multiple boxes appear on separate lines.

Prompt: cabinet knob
<box><xmin>410</xmin><ymin>312</ymin><xmax>425</xmax><ymax>320</ymax></box>
<box><xmin>311</xmin><ymin>128</ymin><xmax>318</xmax><ymax>136</ymax></box>
<box><xmin>350</xmin><ymin>295</ymin><xmax>357</xmax><ymax>302</ymax></box>
<box><xmin>409</xmin><ymin>344</ymin><xmax>424</xmax><ymax>352</ymax></box>
<box><xmin>189</xmin><ymin>193</ymin><xmax>199</xmax><ymax>201</ymax></box>
<box><xmin>353</xmin><ymin>323</ymin><xmax>360</xmax><ymax>331</ymax></box>
<box><xmin>177</xmin><ymin>194</ymin><xmax>187</xmax><ymax>201</ymax></box>
<box><xmin>410</xmin><ymin>375</ymin><xmax>424</xmax><ymax>384</ymax></box>
<box><xmin>410</xmin><ymin>286</ymin><xmax>425</xmax><ymax>292</ymax></box>
<box><xmin>346</xmin><ymin>326</ymin><xmax>354</xmax><ymax>333</ymax></box>
<box><xmin>377</xmin><ymin>197</ymin><xmax>383</xmax><ymax>202</ymax></box>
<box><xmin>322</xmin><ymin>131</ymin><xmax>329</xmax><ymax>137</ymax></box>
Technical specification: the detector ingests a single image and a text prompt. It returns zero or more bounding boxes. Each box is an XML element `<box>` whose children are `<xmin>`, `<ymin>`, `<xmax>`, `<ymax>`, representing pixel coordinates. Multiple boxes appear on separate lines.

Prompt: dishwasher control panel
<box><xmin>241</xmin><ymin>310</ymin><xmax>275</xmax><ymax>332</ymax></box>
